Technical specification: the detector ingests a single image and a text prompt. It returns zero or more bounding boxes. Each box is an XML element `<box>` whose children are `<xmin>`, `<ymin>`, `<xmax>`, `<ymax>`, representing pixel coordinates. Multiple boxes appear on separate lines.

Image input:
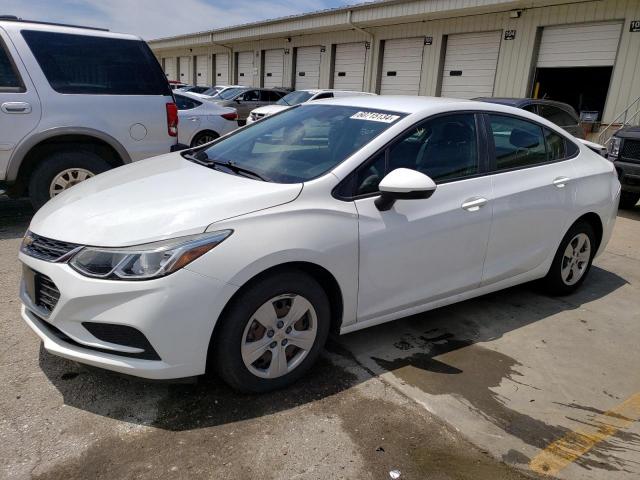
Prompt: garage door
<box><xmin>379</xmin><ymin>38</ymin><xmax>424</xmax><ymax>95</ymax></box>
<box><xmin>333</xmin><ymin>42</ymin><xmax>367</xmax><ymax>91</ymax></box>
<box><xmin>236</xmin><ymin>51</ymin><xmax>254</xmax><ymax>86</ymax></box>
<box><xmin>537</xmin><ymin>22</ymin><xmax>623</xmax><ymax>67</ymax></box>
<box><xmin>164</xmin><ymin>57</ymin><xmax>177</xmax><ymax>81</ymax></box>
<box><xmin>440</xmin><ymin>31</ymin><xmax>502</xmax><ymax>99</ymax></box>
<box><xmin>178</xmin><ymin>56</ymin><xmax>191</xmax><ymax>84</ymax></box>
<box><xmin>295</xmin><ymin>46</ymin><xmax>322</xmax><ymax>89</ymax></box>
<box><xmin>263</xmin><ymin>49</ymin><xmax>284</xmax><ymax>88</ymax></box>
<box><xmin>215</xmin><ymin>53</ymin><xmax>229</xmax><ymax>84</ymax></box>
<box><xmin>195</xmin><ymin>55</ymin><xmax>208</xmax><ymax>85</ymax></box>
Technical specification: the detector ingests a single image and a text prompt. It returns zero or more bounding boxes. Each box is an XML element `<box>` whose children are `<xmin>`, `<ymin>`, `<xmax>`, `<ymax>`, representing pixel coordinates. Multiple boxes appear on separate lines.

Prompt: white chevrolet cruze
<box><xmin>19</xmin><ymin>96</ymin><xmax>620</xmax><ymax>392</ymax></box>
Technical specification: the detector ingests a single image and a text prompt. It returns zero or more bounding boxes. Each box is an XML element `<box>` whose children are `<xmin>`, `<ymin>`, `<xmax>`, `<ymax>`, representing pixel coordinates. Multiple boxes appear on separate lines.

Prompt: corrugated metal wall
<box><xmin>153</xmin><ymin>0</ymin><xmax>640</xmax><ymax>123</ymax></box>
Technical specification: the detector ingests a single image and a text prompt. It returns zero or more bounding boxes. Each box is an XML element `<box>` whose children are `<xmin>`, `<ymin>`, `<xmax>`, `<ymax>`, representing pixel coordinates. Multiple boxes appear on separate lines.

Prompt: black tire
<box><xmin>28</xmin><ymin>150</ymin><xmax>112</xmax><ymax>210</ymax></box>
<box><xmin>541</xmin><ymin>220</ymin><xmax>596</xmax><ymax>296</ymax></box>
<box><xmin>212</xmin><ymin>270</ymin><xmax>330</xmax><ymax>393</ymax></box>
<box><xmin>619</xmin><ymin>191</ymin><xmax>640</xmax><ymax>210</ymax></box>
<box><xmin>190</xmin><ymin>130</ymin><xmax>219</xmax><ymax>147</ymax></box>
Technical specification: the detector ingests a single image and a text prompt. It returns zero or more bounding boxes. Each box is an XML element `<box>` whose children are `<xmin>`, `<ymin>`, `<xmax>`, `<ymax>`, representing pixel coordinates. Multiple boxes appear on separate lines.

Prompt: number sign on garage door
<box><xmin>537</xmin><ymin>22</ymin><xmax>623</xmax><ymax>67</ymax></box>
<box><xmin>440</xmin><ymin>31</ymin><xmax>502</xmax><ymax>99</ymax></box>
<box><xmin>215</xmin><ymin>53</ymin><xmax>229</xmax><ymax>84</ymax></box>
<box><xmin>236</xmin><ymin>51</ymin><xmax>254</xmax><ymax>86</ymax></box>
<box><xmin>263</xmin><ymin>49</ymin><xmax>284</xmax><ymax>88</ymax></box>
<box><xmin>333</xmin><ymin>42</ymin><xmax>367</xmax><ymax>91</ymax></box>
<box><xmin>164</xmin><ymin>57</ymin><xmax>177</xmax><ymax>81</ymax></box>
<box><xmin>195</xmin><ymin>55</ymin><xmax>208</xmax><ymax>85</ymax></box>
<box><xmin>179</xmin><ymin>56</ymin><xmax>191</xmax><ymax>83</ymax></box>
<box><xmin>295</xmin><ymin>46</ymin><xmax>322</xmax><ymax>89</ymax></box>
<box><xmin>379</xmin><ymin>38</ymin><xmax>424</xmax><ymax>95</ymax></box>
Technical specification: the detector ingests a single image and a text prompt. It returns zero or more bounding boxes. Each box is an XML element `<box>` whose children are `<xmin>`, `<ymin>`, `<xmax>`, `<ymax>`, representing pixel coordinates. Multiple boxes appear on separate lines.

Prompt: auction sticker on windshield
<box><xmin>350</xmin><ymin>111</ymin><xmax>400</xmax><ymax>123</ymax></box>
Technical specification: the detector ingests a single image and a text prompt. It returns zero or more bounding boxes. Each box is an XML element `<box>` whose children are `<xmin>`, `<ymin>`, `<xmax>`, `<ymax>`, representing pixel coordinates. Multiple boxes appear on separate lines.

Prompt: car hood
<box><xmin>252</xmin><ymin>105</ymin><xmax>290</xmax><ymax>116</ymax></box>
<box><xmin>615</xmin><ymin>126</ymin><xmax>640</xmax><ymax>140</ymax></box>
<box><xmin>30</xmin><ymin>154</ymin><xmax>303</xmax><ymax>247</ymax></box>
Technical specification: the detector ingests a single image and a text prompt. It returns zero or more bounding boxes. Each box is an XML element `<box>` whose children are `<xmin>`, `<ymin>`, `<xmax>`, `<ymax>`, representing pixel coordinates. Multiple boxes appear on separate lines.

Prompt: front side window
<box><xmin>242</xmin><ymin>90</ymin><xmax>260</xmax><ymax>101</ymax></box>
<box><xmin>21</xmin><ymin>30</ymin><xmax>169</xmax><ymax>95</ymax></box>
<box><xmin>353</xmin><ymin>114</ymin><xmax>479</xmax><ymax>195</ymax></box>
<box><xmin>489</xmin><ymin>115</ymin><xmax>546</xmax><ymax>170</ymax></box>
<box><xmin>0</xmin><ymin>40</ymin><xmax>22</xmax><ymax>91</ymax></box>
<box><xmin>199</xmin><ymin>104</ymin><xmax>404</xmax><ymax>183</ymax></box>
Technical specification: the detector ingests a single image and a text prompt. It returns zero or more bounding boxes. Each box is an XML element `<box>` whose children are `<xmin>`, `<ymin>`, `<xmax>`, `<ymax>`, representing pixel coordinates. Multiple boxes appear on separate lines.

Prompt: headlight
<box><xmin>69</xmin><ymin>230</ymin><xmax>232</xmax><ymax>280</ymax></box>
<box><xmin>608</xmin><ymin>137</ymin><xmax>621</xmax><ymax>159</ymax></box>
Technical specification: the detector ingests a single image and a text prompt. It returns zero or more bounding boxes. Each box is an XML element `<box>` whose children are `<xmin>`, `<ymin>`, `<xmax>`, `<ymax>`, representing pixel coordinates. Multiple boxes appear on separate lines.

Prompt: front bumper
<box><xmin>19</xmin><ymin>252</ymin><xmax>238</xmax><ymax>379</ymax></box>
<box><xmin>615</xmin><ymin>160</ymin><xmax>640</xmax><ymax>193</ymax></box>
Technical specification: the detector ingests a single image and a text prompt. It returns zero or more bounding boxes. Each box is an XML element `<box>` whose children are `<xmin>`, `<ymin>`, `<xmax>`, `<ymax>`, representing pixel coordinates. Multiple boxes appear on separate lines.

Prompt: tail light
<box><xmin>221</xmin><ymin>111</ymin><xmax>238</xmax><ymax>121</ymax></box>
<box><xmin>166</xmin><ymin>102</ymin><xmax>178</xmax><ymax>137</ymax></box>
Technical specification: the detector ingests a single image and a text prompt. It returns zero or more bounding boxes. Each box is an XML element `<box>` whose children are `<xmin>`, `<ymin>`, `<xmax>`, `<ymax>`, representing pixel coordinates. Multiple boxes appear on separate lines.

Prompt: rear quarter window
<box><xmin>21</xmin><ymin>30</ymin><xmax>170</xmax><ymax>95</ymax></box>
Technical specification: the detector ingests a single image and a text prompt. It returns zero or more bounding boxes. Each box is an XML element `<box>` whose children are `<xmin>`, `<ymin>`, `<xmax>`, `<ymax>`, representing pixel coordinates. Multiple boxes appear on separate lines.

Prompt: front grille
<box><xmin>23</xmin><ymin>232</ymin><xmax>80</xmax><ymax>262</ymax></box>
<box><xmin>35</xmin><ymin>273</ymin><xmax>60</xmax><ymax>313</ymax></box>
<box><xmin>621</xmin><ymin>139</ymin><xmax>640</xmax><ymax>163</ymax></box>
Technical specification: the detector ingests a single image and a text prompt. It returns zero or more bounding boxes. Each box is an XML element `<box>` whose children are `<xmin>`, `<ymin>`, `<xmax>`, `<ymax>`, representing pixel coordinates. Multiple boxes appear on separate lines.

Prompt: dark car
<box><xmin>475</xmin><ymin>98</ymin><xmax>585</xmax><ymax>139</ymax></box>
<box><xmin>607</xmin><ymin>126</ymin><xmax>640</xmax><ymax>209</ymax></box>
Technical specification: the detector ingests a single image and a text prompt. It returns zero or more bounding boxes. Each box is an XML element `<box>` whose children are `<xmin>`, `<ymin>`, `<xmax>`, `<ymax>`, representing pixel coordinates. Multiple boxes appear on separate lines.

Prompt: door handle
<box><xmin>553</xmin><ymin>176</ymin><xmax>571</xmax><ymax>188</ymax></box>
<box><xmin>1</xmin><ymin>102</ymin><xmax>32</xmax><ymax>114</ymax></box>
<box><xmin>462</xmin><ymin>197</ymin><xmax>488</xmax><ymax>212</ymax></box>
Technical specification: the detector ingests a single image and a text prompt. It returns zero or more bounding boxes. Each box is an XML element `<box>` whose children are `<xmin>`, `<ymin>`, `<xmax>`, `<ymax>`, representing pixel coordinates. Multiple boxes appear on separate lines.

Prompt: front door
<box><xmin>0</xmin><ymin>28</ymin><xmax>41</xmax><ymax>180</ymax></box>
<box><xmin>354</xmin><ymin>113</ymin><xmax>493</xmax><ymax>322</ymax></box>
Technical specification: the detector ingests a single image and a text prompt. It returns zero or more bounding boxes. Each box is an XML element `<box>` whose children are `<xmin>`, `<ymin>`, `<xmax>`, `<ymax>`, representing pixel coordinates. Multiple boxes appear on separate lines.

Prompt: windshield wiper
<box><xmin>182</xmin><ymin>152</ymin><xmax>269</xmax><ymax>181</ymax></box>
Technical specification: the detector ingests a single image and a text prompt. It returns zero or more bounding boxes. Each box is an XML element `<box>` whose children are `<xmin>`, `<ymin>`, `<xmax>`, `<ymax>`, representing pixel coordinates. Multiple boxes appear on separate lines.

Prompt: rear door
<box><xmin>0</xmin><ymin>27</ymin><xmax>41</xmax><ymax>181</ymax></box>
<box><xmin>481</xmin><ymin>113</ymin><xmax>576</xmax><ymax>285</ymax></box>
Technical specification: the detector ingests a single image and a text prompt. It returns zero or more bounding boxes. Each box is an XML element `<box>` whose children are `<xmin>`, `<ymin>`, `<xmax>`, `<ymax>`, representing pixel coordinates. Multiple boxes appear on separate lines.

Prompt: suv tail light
<box><xmin>166</xmin><ymin>102</ymin><xmax>178</xmax><ymax>136</ymax></box>
<box><xmin>221</xmin><ymin>111</ymin><xmax>238</xmax><ymax>121</ymax></box>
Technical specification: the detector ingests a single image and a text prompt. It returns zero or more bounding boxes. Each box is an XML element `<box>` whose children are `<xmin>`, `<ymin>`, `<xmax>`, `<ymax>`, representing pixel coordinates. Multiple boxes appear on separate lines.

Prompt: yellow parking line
<box><xmin>530</xmin><ymin>392</ymin><xmax>640</xmax><ymax>476</ymax></box>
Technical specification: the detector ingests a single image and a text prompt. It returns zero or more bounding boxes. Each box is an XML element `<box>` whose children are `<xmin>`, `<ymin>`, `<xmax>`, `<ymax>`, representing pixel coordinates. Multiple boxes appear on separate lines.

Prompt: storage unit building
<box><xmin>440</xmin><ymin>31</ymin><xmax>502</xmax><ymax>99</ymax></box>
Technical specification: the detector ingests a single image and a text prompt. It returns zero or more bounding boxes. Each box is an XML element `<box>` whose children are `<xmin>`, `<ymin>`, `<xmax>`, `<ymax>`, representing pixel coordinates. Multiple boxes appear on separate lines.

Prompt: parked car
<box><xmin>19</xmin><ymin>97</ymin><xmax>619</xmax><ymax>393</ymax></box>
<box><xmin>191</xmin><ymin>85</ymin><xmax>244</xmax><ymax>99</ymax></box>
<box><xmin>607</xmin><ymin>126</ymin><xmax>640</xmax><ymax>209</ymax></box>
<box><xmin>213</xmin><ymin>87</ymin><xmax>288</xmax><ymax>123</ymax></box>
<box><xmin>476</xmin><ymin>97</ymin><xmax>608</xmax><ymax>156</ymax></box>
<box><xmin>176</xmin><ymin>85</ymin><xmax>211</xmax><ymax>94</ymax></box>
<box><xmin>246</xmin><ymin>89</ymin><xmax>375</xmax><ymax>124</ymax></box>
<box><xmin>174</xmin><ymin>92</ymin><xmax>238</xmax><ymax>147</ymax></box>
<box><xmin>0</xmin><ymin>18</ymin><xmax>178</xmax><ymax>208</ymax></box>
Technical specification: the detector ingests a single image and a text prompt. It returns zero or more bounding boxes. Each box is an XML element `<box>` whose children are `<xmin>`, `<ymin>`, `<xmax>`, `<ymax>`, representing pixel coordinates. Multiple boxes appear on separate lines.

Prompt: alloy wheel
<box><xmin>241</xmin><ymin>293</ymin><xmax>317</xmax><ymax>379</ymax></box>
<box><xmin>49</xmin><ymin>168</ymin><xmax>95</xmax><ymax>198</ymax></box>
<box><xmin>561</xmin><ymin>233</ymin><xmax>591</xmax><ymax>286</ymax></box>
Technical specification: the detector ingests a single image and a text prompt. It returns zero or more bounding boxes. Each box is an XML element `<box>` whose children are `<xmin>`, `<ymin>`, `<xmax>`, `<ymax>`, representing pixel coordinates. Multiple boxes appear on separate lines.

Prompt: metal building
<box><xmin>149</xmin><ymin>0</ymin><xmax>640</xmax><ymax>132</ymax></box>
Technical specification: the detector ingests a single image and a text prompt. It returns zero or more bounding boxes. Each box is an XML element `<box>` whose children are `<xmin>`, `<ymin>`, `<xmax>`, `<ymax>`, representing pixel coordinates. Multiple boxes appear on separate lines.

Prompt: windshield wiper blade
<box><xmin>212</xmin><ymin>160</ymin><xmax>270</xmax><ymax>181</ymax></box>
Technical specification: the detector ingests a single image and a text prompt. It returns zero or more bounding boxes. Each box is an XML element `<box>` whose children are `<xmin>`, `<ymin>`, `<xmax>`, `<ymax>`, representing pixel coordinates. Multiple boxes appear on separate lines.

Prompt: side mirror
<box><xmin>374</xmin><ymin>168</ymin><xmax>437</xmax><ymax>211</ymax></box>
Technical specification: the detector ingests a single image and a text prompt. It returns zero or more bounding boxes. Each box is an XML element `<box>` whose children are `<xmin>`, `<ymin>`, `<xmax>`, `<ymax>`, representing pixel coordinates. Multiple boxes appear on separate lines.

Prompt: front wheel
<box><xmin>619</xmin><ymin>191</ymin><xmax>640</xmax><ymax>210</ymax></box>
<box><xmin>542</xmin><ymin>221</ymin><xmax>596</xmax><ymax>295</ymax></box>
<box><xmin>212</xmin><ymin>270</ymin><xmax>330</xmax><ymax>393</ymax></box>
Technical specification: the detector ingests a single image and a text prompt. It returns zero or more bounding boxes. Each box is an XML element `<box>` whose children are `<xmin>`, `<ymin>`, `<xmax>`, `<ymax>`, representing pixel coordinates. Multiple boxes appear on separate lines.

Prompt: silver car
<box><xmin>213</xmin><ymin>88</ymin><xmax>288</xmax><ymax>123</ymax></box>
<box><xmin>174</xmin><ymin>92</ymin><xmax>239</xmax><ymax>147</ymax></box>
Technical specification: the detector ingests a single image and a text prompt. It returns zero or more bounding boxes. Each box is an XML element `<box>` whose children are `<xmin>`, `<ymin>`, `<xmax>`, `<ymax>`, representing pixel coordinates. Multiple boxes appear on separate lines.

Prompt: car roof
<box><xmin>313</xmin><ymin>95</ymin><xmax>477</xmax><ymax>114</ymax></box>
<box><xmin>0</xmin><ymin>18</ymin><xmax>141</xmax><ymax>40</ymax></box>
<box><xmin>475</xmin><ymin>97</ymin><xmax>577</xmax><ymax>111</ymax></box>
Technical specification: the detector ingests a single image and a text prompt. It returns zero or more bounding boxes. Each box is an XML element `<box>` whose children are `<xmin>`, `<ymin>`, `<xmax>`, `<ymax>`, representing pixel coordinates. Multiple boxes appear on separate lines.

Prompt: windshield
<box><xmin>199</xmin><ymin>104</ymin><xmax>405</xmax><ymax>183</ymax></box>
<box><xmin>218</xmin><ymin>87</ymin><xmax>246</xmax><ymax>100</ymax></box>
<box><xmin>277</xmin><ymin>91</ymin><xmax>315</xmax><ymax>106</ymax></box>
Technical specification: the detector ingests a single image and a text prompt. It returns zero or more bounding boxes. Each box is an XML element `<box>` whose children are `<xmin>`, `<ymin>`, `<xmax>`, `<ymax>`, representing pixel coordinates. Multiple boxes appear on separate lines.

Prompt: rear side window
<box><xmin>0</xmin><ymin>40</ymin><xmax>22</xmax><ymax>91</ymax></box>
<box><xmin>174</xmin><ymin>94</ymin><xmax>201</xmax><ymax>110</ymax></box>
<box><xmin>489</xmin><ymin>115</ymin><xmax>546</xmax><ymax>170</ymax></box>
<box><xmin>545</xmin><ymin>128</ymin><xmax>566</xmax><ymax>161</ymax></box>
<box><xmin>538</xmin><ymin>105</ymin><xmax>577</xmax><ymax>127</ymax></box>
<box><xmin>21</xmin><ymin>30</ymin><xmax>170</xmax><ymax>95</ymax></box>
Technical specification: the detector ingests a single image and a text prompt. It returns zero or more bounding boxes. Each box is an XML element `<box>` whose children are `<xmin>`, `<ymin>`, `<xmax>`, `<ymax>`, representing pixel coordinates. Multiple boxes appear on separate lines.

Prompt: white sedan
<box><xmin>175</xmin><ymin>91</ymin><xmax>239</xmax><ymax>146</ymax></box>
<box><xmin>19</xmin><ymin>97</ymin><xmax>620</xmax><ymax>392</ymax></box>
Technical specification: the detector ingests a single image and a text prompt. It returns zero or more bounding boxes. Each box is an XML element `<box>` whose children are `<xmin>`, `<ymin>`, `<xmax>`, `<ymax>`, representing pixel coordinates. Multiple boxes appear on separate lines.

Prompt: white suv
<box><xmin>0</xmin><ymin>17</ymin><xmax>179</xmax><ymax>208</ymax></box>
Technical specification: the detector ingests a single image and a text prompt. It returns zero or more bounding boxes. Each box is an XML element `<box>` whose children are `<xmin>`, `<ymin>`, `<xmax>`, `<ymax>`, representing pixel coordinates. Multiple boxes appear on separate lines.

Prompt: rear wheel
<box><xmin>28</xmin><ymin>150</ymin><xmax>111</xmax><ymax>209</ymax></box>
<box><xmin>212</xmin><ymin>270</ymin><xmax>330</xmax><ymax>393</ymax></box>
<box><xmin>619</xmin><ymin>191</ymin><xmax>640</xmax><ymax>210</ymax></box>
<box><xmin>190</xmin><ymin>131</ymin><xmax>219</xmax><ymax>147</ymax></box>
<box><xmin>542</xmin><ymin>221</ymin><xmax>596</xmax><ymax>295</ymax></box>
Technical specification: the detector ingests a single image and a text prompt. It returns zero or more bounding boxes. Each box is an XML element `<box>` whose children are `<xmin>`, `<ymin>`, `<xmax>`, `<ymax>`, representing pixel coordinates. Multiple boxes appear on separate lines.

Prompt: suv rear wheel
<box><xmin>619</xmin><ymin>191</ymin><xmax>640</xmax><ymax>210</ymax></box>
<box><xmin>28</xmin><ymin>150</ymin><xmax>111</xmax><ymax>209</ymax></box>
